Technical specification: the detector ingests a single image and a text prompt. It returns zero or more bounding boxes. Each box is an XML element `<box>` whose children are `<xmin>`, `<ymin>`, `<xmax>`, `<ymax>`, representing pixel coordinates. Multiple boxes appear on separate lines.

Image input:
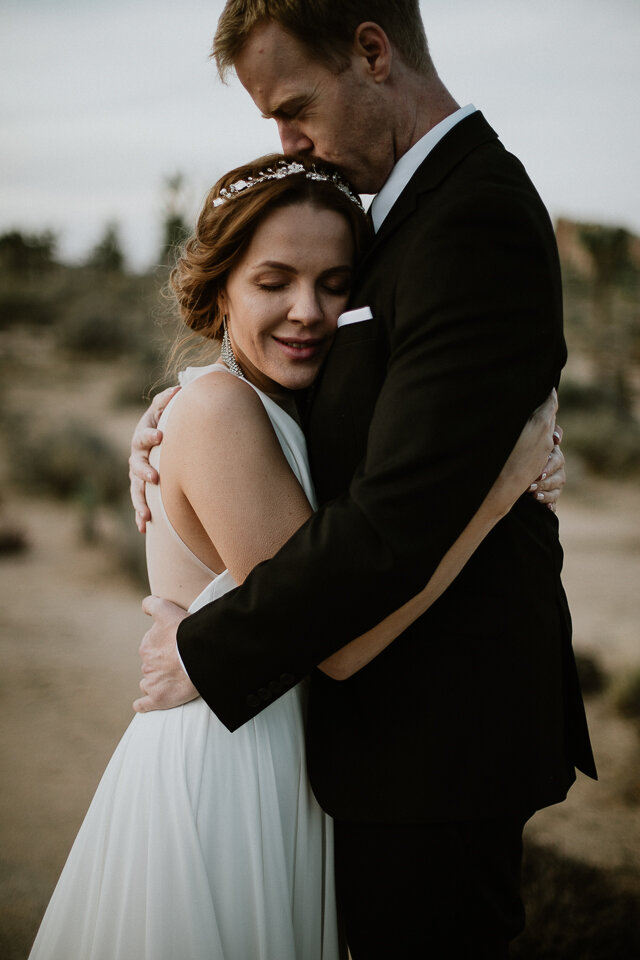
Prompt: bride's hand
<box><xmin>133</xmin><ymin>596</ymin><xmax>198</xmax><ymax>712</ymax></box>
<box><xmin>487</xmin><ymin>390</ymin><xmax>559</xmax><ymax>517</ymax></box>
<box><xmin>129</xmin><ymin>386</ymin><xmax>180</xmax><ymax>532</ymax></box>
<box><xmin>528</xmin><ymin>425</ymin><xmax>565</xmax><ymax>513</ymax></box>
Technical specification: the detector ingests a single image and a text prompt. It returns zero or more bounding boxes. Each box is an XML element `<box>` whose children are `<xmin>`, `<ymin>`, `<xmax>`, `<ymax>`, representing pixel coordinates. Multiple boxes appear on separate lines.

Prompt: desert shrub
<box><xmin>57</xmin><ymin>309</ymin><xmax>133</xmax><ymax>357</ymax></box>
<box><xmin>559</xmin><ymin>379</ymin><xmax>624</xmax><ymax>414</ymax></box>
<box><xmin>0</xmin><ymin>229</ymin><xmax>57</xmax><ymax>275</ymax></box>
<box><xmin>613</xmin><ymin>668</ymin><xmax>640</xmax><ymax>722</ymax></box>
<box><xmin>114</xmin><ymin>366</ymin><xmax>175</xmax><ymax>407</ymax></box>
<box><xmin>560</xmin><ymin>408</ymin><xmax>640</xmax><ymax>475</ymax></box>
<box><xmin>0</xmin><ymin>292</ymin><xmax>55</xmax><ymax>329</ymax></box>
<box><xmin>110</xmin><ymin>500</ymin><xmax>149</xmax><ymax>588</ymax></box>
<box><xmin>86</xmin><ymin>222</ymin><xmax>125</xmax><ymax>273</ymax></box>
<box><xmin>0</xmin><ymin>524</ymin><xmax>29</xmax><ymax>556</ymax></box>
<box><xmin>11</xmin><ymin>423</ymin><xmax>127</xmax><ymax>505</ymax></box>
<box><xmin>557</xmin><ymin>377</ymin><xmax>640</xmax><ymax>475</ymax></box>
<box><xmin>44</xmin><ymin>266</ymin><xmax>160</xmax><ymax>364</ymax></box>
<box><xmin>512</xmin><ymin>842</ymin><xmax>640</xmax><ymax>960</ymax></box>
<box><xmin>574</xmin><ymin>651</ymin><xmax>607</xmax><ymax>697</ymax></box>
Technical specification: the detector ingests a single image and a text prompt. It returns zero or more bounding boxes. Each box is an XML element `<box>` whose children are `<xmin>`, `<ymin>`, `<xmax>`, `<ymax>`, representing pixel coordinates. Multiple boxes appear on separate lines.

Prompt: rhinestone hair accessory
<box><xmin>212</xmin><ymin>160</ymin><xmax>363</xmax><ymax>210</ymax></box>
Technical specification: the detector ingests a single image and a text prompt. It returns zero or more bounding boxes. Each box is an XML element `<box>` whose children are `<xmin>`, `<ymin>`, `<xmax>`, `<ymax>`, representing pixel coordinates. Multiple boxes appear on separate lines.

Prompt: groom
<box><xmin>131</xmin><ymin>1</ymin><xmax>595</xmax><ymax>955</ymax></box>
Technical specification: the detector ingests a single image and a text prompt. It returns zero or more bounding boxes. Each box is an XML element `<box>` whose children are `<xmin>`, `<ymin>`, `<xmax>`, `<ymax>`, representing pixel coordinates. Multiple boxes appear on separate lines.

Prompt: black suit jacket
<box><xmin>178</xmin><ymin>112</ymin><xmax>596</xmax><ymax>822</ymax></box>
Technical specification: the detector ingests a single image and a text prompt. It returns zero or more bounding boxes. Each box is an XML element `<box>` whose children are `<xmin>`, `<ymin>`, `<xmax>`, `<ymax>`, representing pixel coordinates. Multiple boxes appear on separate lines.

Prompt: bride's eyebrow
<box><xmin>253</xmin><ymin>260</ymin><xmax>296</xmax><ymax>271</ymax></box>
<box><xmin>252</xmin><ymin>261</ymin><xmax>352</xmax><ymax>274</ymax></box>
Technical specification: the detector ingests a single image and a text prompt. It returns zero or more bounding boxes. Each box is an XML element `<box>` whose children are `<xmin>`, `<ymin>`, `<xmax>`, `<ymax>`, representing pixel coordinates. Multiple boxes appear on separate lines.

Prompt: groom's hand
<box><xmin>133</xmin><ymin>597</ymin><xmax>198</xmax><ymax>712</ymax></box>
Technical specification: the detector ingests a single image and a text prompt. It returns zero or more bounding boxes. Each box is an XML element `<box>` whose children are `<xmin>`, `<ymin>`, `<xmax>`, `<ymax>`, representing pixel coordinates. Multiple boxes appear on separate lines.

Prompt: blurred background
<box><xmin>1</xmin><ymin>1</ymin><xmax>639</xmax><ymax>957</ymax></box>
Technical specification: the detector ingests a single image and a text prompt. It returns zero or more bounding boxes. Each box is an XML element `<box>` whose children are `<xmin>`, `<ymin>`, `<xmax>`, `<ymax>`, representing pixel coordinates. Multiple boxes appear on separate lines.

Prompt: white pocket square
<box><xmin>336</xmin><ymin>306</ymin><xmax>373</xmax><ymax>328</ymax></box>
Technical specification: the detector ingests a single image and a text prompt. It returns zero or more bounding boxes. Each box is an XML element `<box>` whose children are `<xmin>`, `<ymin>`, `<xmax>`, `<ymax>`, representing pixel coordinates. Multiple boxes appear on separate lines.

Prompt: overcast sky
<box><xmin>1</xmin><ymin>0</ymin><xmax>638</xmax><ymax>269</ymax></box>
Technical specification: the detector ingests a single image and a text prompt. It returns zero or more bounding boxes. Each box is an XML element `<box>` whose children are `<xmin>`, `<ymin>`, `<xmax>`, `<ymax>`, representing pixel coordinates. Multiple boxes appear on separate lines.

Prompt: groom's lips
<box><xmin>273</xmin><ymin>336</ymin><xmax>327</xmax><ymax>361</ymax></box>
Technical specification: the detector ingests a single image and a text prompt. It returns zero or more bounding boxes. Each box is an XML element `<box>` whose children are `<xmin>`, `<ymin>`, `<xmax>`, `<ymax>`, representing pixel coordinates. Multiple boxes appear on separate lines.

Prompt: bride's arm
<box><xmin>318</xmin><ymin>390</ymin><xmax>560</xmax><ymax>680</ymax></box>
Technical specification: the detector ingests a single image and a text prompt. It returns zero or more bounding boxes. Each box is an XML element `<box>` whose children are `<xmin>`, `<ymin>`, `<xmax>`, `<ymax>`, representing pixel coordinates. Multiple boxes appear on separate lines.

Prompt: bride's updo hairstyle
<box><xmin>169</xmin><ymin>153</ymin><xmax>371</xmax><ymax>366</ymax></box>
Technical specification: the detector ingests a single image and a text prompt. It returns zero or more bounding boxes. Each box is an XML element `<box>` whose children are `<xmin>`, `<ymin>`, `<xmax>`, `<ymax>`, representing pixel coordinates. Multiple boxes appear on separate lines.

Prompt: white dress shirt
<box><xmin>370</xmin><ymin>103</ymin><xmax>477</xmax><ymax>233</ymax></box>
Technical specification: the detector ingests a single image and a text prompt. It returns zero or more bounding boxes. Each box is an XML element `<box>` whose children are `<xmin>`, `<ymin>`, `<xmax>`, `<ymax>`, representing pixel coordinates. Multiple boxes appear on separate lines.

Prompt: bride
<box><xmin>29</xmin><ymin>154</ymin><xmax>564</xmax><ymax>959</ymax></box>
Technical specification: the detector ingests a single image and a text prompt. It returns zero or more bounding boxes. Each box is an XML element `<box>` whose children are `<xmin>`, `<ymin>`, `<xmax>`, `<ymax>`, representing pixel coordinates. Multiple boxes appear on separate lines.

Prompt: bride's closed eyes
<box><xmin>253</xmin><ymin>269</ymin><xmax>352</xmax><ymax>296</ymax></box>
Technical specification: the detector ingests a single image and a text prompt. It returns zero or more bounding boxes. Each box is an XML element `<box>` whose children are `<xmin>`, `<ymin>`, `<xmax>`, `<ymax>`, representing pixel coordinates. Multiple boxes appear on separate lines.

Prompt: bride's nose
<box><xmin>288</xmin><ymin>283</ymin><xmax>324</xmax><ymax>325</ymax></box>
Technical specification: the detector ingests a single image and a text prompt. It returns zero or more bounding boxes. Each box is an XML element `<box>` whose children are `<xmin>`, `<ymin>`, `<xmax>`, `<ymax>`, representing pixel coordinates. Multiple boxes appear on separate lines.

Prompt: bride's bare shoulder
<box><xmin>163</xmin><ymin>367</ymin><xmax>274</xmax><ymax>451</ymax></box>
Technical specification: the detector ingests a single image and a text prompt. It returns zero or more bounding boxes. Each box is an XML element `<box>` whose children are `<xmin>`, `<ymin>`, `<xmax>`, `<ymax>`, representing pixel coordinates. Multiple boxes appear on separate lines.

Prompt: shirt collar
<box><xmin>370</xmin><ymin>104</ymin><xmax>477</xmax><ymax>233</ymax></box>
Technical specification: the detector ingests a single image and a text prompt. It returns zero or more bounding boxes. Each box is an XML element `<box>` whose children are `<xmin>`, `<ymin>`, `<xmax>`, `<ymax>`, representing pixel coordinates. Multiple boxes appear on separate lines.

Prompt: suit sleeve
<box><xmin>177</xmin><ymin>180</ymin><xmax>565</xmax><ymax>731</ymax></box>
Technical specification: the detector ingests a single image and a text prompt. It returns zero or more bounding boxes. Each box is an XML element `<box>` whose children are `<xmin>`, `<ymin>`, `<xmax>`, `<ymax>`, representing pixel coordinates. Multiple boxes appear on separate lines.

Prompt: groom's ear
<box><xmin>352</xmin><ymin>22</ymin><xmax>392</xmax><ymax>83</ymax></box>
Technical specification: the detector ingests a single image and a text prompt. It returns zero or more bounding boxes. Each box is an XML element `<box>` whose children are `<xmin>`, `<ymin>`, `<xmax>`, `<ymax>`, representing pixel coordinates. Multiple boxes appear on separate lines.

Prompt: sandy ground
<box><xmin>1</xmin><ymin>401</ymin><xmax>639</xmax><ymax>954</ymax></box>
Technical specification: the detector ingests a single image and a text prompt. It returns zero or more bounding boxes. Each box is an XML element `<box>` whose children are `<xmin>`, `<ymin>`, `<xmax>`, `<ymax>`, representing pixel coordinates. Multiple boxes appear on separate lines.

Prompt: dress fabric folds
<box><xmin>29</xmin><ymin>365</ymin><xmax>341</xmax><ymax>960</ymax></box>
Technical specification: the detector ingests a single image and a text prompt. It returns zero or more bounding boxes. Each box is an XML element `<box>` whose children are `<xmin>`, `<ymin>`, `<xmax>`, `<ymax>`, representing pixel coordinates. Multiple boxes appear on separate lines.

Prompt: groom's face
<box><xmin>234</xmin><ymin>20</ymin><xmax>395</xmax><ymax>195</ymax></box>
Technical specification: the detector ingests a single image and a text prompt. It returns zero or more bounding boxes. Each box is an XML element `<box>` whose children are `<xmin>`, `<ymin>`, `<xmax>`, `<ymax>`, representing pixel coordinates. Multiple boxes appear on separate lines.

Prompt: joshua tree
<box><xmin>87</xmin><ymin>221</ymin><xmax>126</xmax><ymax>273</ymax></box>
<box><xmin>160</xmin><ymin>173</ymin><xmax>190</xmax><ymax>265</ymax></box>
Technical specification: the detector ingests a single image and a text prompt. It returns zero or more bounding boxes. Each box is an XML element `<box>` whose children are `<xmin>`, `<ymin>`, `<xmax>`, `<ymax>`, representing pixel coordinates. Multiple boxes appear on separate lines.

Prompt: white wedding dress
<box><xmin>29</xmin><ymin>365</ymin><xmax>342</xmax><ymax>960</ymax></box>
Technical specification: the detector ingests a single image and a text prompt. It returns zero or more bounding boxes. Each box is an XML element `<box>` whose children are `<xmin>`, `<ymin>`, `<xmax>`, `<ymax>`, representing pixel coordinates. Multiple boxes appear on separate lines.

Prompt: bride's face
<box><xmin>222</xmin><ymin>201</ymin><xmax>354</xmax><ymax>397</ymax></box>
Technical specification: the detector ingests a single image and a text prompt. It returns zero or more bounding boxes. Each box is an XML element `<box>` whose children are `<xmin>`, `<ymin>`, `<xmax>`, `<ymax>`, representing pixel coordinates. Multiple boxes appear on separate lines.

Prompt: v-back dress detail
<box><xmin>29</xmin><ymin>365</ymin><xmax>341</xmax><ymax>960</ymax></box>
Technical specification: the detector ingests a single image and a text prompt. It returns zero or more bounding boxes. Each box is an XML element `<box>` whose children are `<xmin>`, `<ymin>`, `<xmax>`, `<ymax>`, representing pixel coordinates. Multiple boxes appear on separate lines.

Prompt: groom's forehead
<box><xmin>235</xmin><ymin>20</ymin><xmax>333</xmax><ymax>104</ymax></box>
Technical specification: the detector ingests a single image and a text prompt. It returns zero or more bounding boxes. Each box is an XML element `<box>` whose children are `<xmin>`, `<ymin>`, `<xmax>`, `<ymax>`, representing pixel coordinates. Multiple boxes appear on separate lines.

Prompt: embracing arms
<box><xmin>169</xmin><ymin>174</ymin><xmax>568</xmax><ymax>729</ymax></box>
<box><xmin>133</xmin><ymin>362</ymin><xmax>561</xmax><ymax>712</ymax></box>
<box><xmin>318</xmin><ymin>390</ymin><xmax>559</xmax><ymax>679</ymax></box>
<box><xmin>132</xmin><ymin>152</ymin><xmax>568</xmax><ymax>725</ymax></box>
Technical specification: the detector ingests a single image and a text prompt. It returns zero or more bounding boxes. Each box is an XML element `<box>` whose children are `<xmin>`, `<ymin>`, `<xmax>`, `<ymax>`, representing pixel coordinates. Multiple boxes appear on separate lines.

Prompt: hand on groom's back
<box><xmin>129</xmin><ymin>385</ymin><xmax>181</xmax><ymax>532</ymax></box>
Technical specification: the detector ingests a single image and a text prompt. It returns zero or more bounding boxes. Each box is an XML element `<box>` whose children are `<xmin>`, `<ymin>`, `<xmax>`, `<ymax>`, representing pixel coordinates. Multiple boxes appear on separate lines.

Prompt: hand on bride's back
<box><xmin>133</xmin><ymin>596</ymin><xmax>198</xmax><ymax>712</ymax></box>
<box><xmin>129</xmin><ymin>386</ymin><xmax>180</xmax><ymax>532</ymax></box>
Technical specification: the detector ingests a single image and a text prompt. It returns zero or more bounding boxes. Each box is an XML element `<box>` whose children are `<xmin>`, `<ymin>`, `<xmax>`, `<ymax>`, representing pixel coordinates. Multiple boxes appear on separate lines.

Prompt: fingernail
<box><xmin>529</xmin><ymin>483</ymin><xmax>538</xmax><ymax>491</ymax></box>
<box><xmin>541</xmin><ymin>472</ymin><xmax>547</xmax><ymax>480</ymax></box>
<box><xmin>537</xmin><ymin>492</ymin><xmax>545</xmax><ymax>500</ymax></box>
<box><xmin>553</xmin><ymin>430</ymin><xmax>561</xmax><ymax>441</ymax></box>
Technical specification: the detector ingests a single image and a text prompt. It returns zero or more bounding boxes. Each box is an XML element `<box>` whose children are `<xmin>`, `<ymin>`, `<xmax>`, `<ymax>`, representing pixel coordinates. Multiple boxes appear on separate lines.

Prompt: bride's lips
<box><xmin>272</xmin><ymin>336</ymin><xmax>327</xmax><ymax>362</ymax></box>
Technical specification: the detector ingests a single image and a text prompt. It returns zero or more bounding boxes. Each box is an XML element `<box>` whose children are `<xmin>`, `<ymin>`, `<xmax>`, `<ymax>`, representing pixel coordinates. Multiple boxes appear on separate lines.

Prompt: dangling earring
<box><xmin>221</xmin><ymin>315</ymin><xmax>244</xmax><ymax>379</ymax></box>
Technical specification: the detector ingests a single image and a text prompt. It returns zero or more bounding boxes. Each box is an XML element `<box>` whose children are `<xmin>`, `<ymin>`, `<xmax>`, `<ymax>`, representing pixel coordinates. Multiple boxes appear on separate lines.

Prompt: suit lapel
<box><xmin>359</xmin><ymin>112</ymin><xmax>499</xmax><ymax>273</ymax></box>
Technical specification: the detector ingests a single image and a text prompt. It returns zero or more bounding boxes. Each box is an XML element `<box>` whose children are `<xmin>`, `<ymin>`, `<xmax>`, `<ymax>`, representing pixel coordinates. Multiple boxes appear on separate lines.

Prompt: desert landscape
<box><xmin>1</xmin><ymin>223</ymin><xmax>639</xmax><ymax>958</ymax></box>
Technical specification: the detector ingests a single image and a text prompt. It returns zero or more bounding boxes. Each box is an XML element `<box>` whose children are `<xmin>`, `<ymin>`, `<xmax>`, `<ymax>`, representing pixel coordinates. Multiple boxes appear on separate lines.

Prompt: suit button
<box><xmin>257</xmin><ymin>687</ymin><xmax>271</xmax><ymax>702</ymax></box>
<box><xmin>246</xmin><ymin>693</ymin><xmax>261</xmax><ymax>709</ymax></box>
<box><xmin>268</xmin><ymin>680</ymin><xmax>282</xmax><ymax>695</ymax></box>
<box><xmin>279</xmin><ymin>673</ymin><xmax>294</xmax><ymax>685</ymax></box>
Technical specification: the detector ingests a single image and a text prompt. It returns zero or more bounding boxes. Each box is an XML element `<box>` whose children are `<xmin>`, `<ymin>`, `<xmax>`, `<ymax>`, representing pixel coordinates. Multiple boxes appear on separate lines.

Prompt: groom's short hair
<box><xmin>213</xmin><ymin>0</ymin><xmax>431</xmax><ymax>78</ymax></box>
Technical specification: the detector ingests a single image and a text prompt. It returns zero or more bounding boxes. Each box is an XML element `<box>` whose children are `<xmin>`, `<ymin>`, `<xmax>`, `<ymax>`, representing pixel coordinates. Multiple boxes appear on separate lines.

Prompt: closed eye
<box><xmin>322</xmin><ymin>281</ymin><xmax>351</xmax><ymax>295</ymax></box>
<box><xmin>265</xmin><ymin>97</ymin><xmax>309</xmax><ymax>122</ymax></box>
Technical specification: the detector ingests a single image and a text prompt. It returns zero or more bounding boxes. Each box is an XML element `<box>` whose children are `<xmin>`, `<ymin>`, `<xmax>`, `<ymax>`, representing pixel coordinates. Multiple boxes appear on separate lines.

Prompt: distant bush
<box><xmin>86</xmin><ymin>222</ymin><xmax>125</xmax><ymax>273</ymax></box>
<box><xmin>512</xmin><ymin>842</ymin><xmax>640</xmax><ymax>959</ymax></box>
<box><xmin>574</xmin><ymin>652</ymin><xmax>607</xmax><ymax>697</ymax></box>
<box><xmin>0</xmin><ymin>230</ymin><xmax>57</xmax><ymax>275</ymax></box>
<box><xmin>0</xmin><ymin>292</ymin><xmax>55</xmax><ymax>329</ymax></box>
<box><xmin>561</xmin><ymin>409</ymin><xmax>640</xmax><ymax>476</ymax></box>
<box><xmin>613</xmin><ymin>668</ymin><xmax>640</xmax><ymax>722</ymax></box>
<box><xmin>110</xmin><ymin>501</ymin><xmax>149</xmax><ymax>588</ymax></box>
<box><xmin>114</xmin><ymin>365</ymin><xmax>175</xmax><ymax>407</ymax></box>
<box><xmin>0</xmin><ymin>524</ymin><xmax>29</xmax><ymax>556</ymax></box>
<box><xmin>559</xmin><ymin>379</ymin><xmax>626</xmax><ymax>414</ymax></box>
<box><xmin>57</xmin><ymin>309</ymin><xmax>133</xmax><ymax>357</ymax></box>
<box><xmin>11</xmin><ymin>423</ymin><xmax>127</xmax><ymax>505</ymax></box>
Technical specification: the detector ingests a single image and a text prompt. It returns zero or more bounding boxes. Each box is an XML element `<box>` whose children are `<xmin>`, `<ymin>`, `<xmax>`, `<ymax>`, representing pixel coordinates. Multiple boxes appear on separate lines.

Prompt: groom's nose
<box><xmin>277</xmin><ymin>119</ymin><xmax>314</xmax><ymax>154</ymax></box>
